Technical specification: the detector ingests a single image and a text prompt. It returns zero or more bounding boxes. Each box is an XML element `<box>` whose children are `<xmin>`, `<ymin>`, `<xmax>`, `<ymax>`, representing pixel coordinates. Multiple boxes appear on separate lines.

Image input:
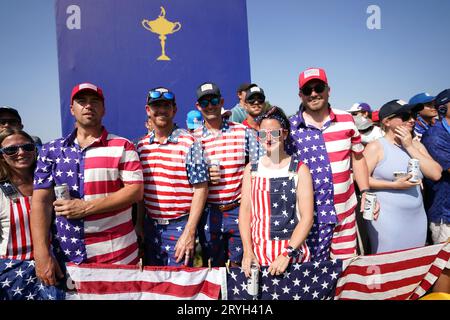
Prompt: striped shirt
<box><xmin>194</xmin><ymin>119</ymin><xmax>262</xmax><ymax>204</ymax></box>
<box><xmin>137</xmin><ymin>127</ymin><xmax>208</xmax><ymax>220</ymax></box>
<box><xmin>34</xmin><ymin>128</ymin><xmax>143</xmax><ymax>265</ymax></box>
<box><xmin>250</xmin><ymin>160</ymin><xmax>310</xmax><ymax>266</ymax></box>
<box><xmin>0</xmin><ymin>189</ymin><xmax>33</xmax><ymax>260</ymax></box>
<box><xmin>289</xmin><ymin>106</ymin><xmax>364</xmax><ymax>260</ymax></box>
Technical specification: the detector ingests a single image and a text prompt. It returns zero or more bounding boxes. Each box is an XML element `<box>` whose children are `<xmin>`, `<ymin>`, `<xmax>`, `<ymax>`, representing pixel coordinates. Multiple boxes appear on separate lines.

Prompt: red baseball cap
<box><xmin>298</xmin><ymin>68</ymin><xmax>328</xmax><ymax>88</ymax></box>
<box><xmin>71</xmin><ymin>83</ymin><xmax>104</xmax><ymax>103</ymax></box>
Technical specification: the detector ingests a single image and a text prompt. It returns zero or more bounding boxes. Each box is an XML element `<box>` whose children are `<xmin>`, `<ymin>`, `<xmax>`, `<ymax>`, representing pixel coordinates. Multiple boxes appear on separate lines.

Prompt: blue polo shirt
<box><xmin>421</xmin><ymin>119</ymin><xmax>450</xmax><ymax>223</ymax></box>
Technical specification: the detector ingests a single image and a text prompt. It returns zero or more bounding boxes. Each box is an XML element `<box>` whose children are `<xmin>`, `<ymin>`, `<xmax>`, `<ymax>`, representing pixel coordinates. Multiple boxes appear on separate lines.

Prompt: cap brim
<box><xmin>72</xmin><ymin>88</ymin><xmax>104</xmax><ymax>101</ymax></box>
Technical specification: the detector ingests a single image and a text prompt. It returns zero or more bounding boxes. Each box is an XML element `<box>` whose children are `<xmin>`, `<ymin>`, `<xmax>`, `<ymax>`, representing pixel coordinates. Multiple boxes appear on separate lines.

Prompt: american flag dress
<box><xmin>0</xmin><ymin>181</ymin><xmax>33</xmax><ymax>260</ymax></box>
<box><xmin>250</xmin><ymin>158</ymin><xmax>310</xmax><ymax>266</ymax></box>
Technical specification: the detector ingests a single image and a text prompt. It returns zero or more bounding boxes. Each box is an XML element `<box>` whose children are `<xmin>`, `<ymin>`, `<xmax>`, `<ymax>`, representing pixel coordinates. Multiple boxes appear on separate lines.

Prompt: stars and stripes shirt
<box><xmin>33</xmin><ymin>128</ymin><xmax>143</xmax><ymax>265</ymax></box>
<box><xmin>288</xmin><ymin>106</ymin><xmax>364</xmax><ymax>260</ymax></box>
<box><xmin>194</xmin><ymin>118</ymin><xmax>262</xmax><ymax>205</ymax></box>
<box><xmin>137</xmin><ymin>127</ymin><xmax>208</xmax><ymax>220</ymax></box>
<box><xmin>250</xmin><ymin>159</ymin><xmax>310</xmax><ymax>266</ymax></box>
<box><xmin>0</xmin><ymin>185</ymin><xmax>33</xmax><ymax>260</ymax></box>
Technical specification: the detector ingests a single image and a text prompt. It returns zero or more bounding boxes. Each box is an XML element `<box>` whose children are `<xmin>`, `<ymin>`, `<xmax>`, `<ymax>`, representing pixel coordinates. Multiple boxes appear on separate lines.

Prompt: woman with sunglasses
<box><xmin>239</xmin><ymin>106</ymin><xmax>314</xmax><ymax>277</ymax></box>
<box><xmin>363</xmin><ymin>100</ymin><xmax>442</xmax><ymax>254</ymax></box>
<box><xmin>0</xmin><ymin>129</ymin><xmax>62</xmax><ymax>299</ymax></box>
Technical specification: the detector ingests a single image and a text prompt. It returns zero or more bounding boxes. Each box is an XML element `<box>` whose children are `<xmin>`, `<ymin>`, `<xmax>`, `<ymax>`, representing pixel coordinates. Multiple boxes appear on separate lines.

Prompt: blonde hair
<box><xmin>0</xmin><ymin>128</ymin><xmax>36</xmax><ymax>181</ymax></box>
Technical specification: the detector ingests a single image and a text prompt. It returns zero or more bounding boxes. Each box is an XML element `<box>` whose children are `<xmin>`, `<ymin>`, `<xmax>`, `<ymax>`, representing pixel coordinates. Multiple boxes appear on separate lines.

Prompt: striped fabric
<box><xmin>335</xmin><ymin>242</ymin><xmax>450</xmax><ymax>300</ymax></box>
<box><xmin>34</xmin><ymin>128</ymin><xmax>143</xmax><ymax>265</ymax></box>
<box><xmin>194</xmin><ymin>120</ymin><xmax>250</xmax><ymax>204</ymax></box>
<box><xmin>137</xmin><ymin>128</ymin><xmax>208</xmax><ymax>220</ymax></box>
<box><xmin>289</xmin><ymin>107</ymin><xmax>363</xmax><ymax>260</ymax></box>
<box><xmin>1</xmin><ymin>196</ymin><xmax>33</xmax><ymax>260</ymax></box>
<box><xmin>250</xmin><ymin>174</ymin><xmax>310</xmax><ymax>266</ymax></box>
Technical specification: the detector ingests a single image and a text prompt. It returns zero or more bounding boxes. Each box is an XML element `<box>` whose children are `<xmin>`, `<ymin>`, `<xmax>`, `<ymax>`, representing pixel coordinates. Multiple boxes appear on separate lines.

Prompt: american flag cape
<box><xmin>66</xmin><ymin>263</ymin><xmax>225</xmax><ymax>300</ymax></box>
<box><xmin>0</xmin><ymin>259</ymin><xmax>65</xmax><ymax>300</ymax></box>
<box><xmin>335</xmin><ymin>241</ymin><xmax>450</xmax><ymax>300</ymax></box>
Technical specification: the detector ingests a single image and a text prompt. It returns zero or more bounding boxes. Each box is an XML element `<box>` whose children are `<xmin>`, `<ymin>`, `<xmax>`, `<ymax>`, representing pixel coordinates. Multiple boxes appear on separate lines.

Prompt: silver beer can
<box><xmin>393</xmin><ymin>171</ymin><xmax>408</xmax><ymax>181</ymax></box>
<box><xmin>407</xmin><ymin>159</ymin><xmax>420</xmax><ymax>183</ymax></box>
<box><xmin>247</xmin><ymin>265</ymin><xmax>259</xmax><ymax>297</ymax></box>
<box><xmin>54</xmin><ymin>184</ymin><xmax>71</xmax><ymax>200</ymax></box>
<box><xmin>363</xmin><ymin>192</ymin><xmax>377</xmax><ymax>220</ymax></box>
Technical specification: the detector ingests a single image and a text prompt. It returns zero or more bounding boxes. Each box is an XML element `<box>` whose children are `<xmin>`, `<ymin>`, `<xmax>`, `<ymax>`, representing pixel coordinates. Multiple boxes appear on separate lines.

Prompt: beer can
<box><xmin>407</xmin><ymin>159</ymin><xmax>420</xmax><ymax>183</ymax></box>
<box><xmin>363</xmin><ymin>192</ymin><xmax>377</xmax><ymax>220</ymax></box>
<box><xmin>393</xmin><ymin>171</ymin><xmax>408</xmax><ymax>181</ymax></box>
<box><xmin>54</xmin><ymin>184</ymin><xmax>71</xmax><ymax>200</ymax></box>
<box><xmin>247</xmin><ymin>265</ymin><xmax>259</xmax><ymax>297</ymax></box>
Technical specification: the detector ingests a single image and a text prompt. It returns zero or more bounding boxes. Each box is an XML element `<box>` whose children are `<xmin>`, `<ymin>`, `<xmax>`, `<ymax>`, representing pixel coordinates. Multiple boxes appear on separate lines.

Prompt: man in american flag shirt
<box><xmin>287</xmin><ymin>68</ymin><xmax>379</xmax><ymax>261</ymax></box>
<box><xmin>193</xmin><ymin>82</ymin><xmax>263</xmax><ymax>267</ymax></box>
<box><xmin>136</xmin><ymin>87</ymin><xmax>208</xmax><ymax>267</ymax></box>
<box><xmin>31</xmin><ymin>83</ymin><xmax>144</xmax><ymax>286</ymax></box>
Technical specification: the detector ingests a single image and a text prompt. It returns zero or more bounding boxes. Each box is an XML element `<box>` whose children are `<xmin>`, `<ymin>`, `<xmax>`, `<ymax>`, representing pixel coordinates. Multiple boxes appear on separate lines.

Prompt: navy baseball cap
<box><xmin>196</xmin><ymin>82</ymin><xmax>221</xmax><ymax>100</ymax></box>
<box><xmin>245</xmin><ymin>86</ymin><xmax>266</xmax><ymax>102</ymax></box>
<box><xmin>0</xmin><ymin>106</ymin><xmax>22</xmax><ymax>123</ymax></box>
<box><xmin>379</xmin><ymin>99</ymin><xmax>424</xmax><ymax>121</ymax></box>
<box><xmin>434</xmin><ymin>89</ymin><xmax>450</xmax><ymax>106</ymax></box>
<box><xmin>409</xmin><ymin>92</ymin><xmax>435</xmax><ymax>105</ymax></box>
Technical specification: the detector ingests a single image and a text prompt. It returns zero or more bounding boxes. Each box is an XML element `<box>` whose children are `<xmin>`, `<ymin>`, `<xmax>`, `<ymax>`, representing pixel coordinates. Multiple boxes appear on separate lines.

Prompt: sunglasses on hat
<box><xmin>300</xmin><ymin>82</ymin><xmax>327</xmax><ymax>96</ymax></box>
<box><xmin>148</xmin><ymin>90</ymin><xmax>175</xmax><ymax>101</ymax></box>
<box><xmin>198</xmin><ymin>97</ymin><xmax>221</xmax><ymax>108</ymax></box>
<box><xmin>0</xmin><ymin>143</ymin><xmax>35</xmax><ymax>156</ymax></box>
<box><xmin>258</xmin><ymin>129</ymin><xmax>284</xmax><ymax>141</ymax></box>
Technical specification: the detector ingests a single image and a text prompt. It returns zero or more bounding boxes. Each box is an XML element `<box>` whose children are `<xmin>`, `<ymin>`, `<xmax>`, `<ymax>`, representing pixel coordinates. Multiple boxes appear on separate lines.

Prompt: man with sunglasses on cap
<box><xmin>421</xmin><ymin>88</ymin><xmax>450</xmax><ymax>293</ymax></box>
<box><xmin>409</xmin><ymin>92</ymin><xmax>438</xmax><ymax>141</ymax></box>
<box><xmin>288</xmin><ymin>67</ymin><xmax>377</xmax><ymax>261</ymax></box>
<box><xmin>0</xmin><ymin>106</ymin><xmax>43</xmax><ymax>148</ymax></box>
<box><xmin>136</xmin><ymin>87</ymin><xmax>208</xmax><ymax>267</ymax></box>
<box><xmin>242</xmin><ymin>85</ymin><xmax>266</xmax><ymax>131</ymax></box>
<box><xmin>193</xmin><ymin>82</ymin><xmax>263</xmax><ymax>267</ymax></box>
<box><xmin>31</xmin><ymin>82</ymin><xmax>144</xmax><ymax>286</ymax></box>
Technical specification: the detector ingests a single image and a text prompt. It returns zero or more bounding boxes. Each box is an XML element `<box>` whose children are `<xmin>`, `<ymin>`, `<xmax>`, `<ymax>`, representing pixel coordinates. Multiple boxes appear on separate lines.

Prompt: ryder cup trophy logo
<box><xmin>142</xmin><ymin>7</ymin><xmax>181</xmax><ymax>61</ymax></box>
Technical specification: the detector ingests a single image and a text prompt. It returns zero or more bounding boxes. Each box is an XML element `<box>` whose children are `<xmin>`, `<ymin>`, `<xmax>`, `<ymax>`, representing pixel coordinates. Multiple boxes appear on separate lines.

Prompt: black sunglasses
<box><xmin>198</xmin><ymin>97</ymin><xmax>221</xmax><ymax>108</ymax></box>
<box><xmin>300</xmin><ymin>83</ymin><xmax>327</xmax><ymax>96</ymax></box>
<box><xmin>0</xmin><ymin>118</ymin><xmax>21</xmax><ymax>126</ymax></box>
<box><xmin>388</xmin><ymin>112</ymin><xmax>415</xmax><ymax>122</ymax></box>
<box><xmin>0</xmin><ymin>143</ymin><xmax>35</xmax><ymax>156</ymax></box>
<box><xmin>247</xmin><ymin>96</ymin><xmax>265</xmax><ymax>104</ymax></box>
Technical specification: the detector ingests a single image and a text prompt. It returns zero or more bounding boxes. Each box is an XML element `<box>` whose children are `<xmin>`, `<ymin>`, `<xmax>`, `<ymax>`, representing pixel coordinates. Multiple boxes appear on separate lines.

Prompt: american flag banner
<box><xmin>0</xmin><ymin>259</ymin><xmax>65</xmax><ymax>300</ymax></box>
<box><xmin>225</xmin><ymin>260</ymin><xmax>342</xmax><ymax>300</ymax></box>
<box><xmin>66</xmin><ymin>263</ymin><xmax>225</xmax><ymax>300</ymax></box>
<box><xmin>335</xmin><ymin>241</ymin><xmax>450</xmax><ymax>300</ymax></box>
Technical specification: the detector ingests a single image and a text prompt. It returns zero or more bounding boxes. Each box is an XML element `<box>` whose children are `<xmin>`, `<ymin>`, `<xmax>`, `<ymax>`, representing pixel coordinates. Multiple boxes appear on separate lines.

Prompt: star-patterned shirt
<box><xmin>288</xmin><ymin>106</ymin><xmax>364</xmax><ymax>260</ymax></box>
<box><xmin>194</xmin><ymin>118</ymin><xmax>263</xmax><ymax>204</ymax></box>
<box><xmin>137</xmin><ymin>126</ymin><xmax>208</xmax><ymax>220</ymax></box>
<box><xmin>33</xmin><ymin>127</ymin><xmax>144</xmax><ymax>265</ymax></box>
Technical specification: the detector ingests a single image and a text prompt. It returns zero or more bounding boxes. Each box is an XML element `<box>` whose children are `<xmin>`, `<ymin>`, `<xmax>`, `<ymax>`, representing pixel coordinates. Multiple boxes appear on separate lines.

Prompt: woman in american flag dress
<box><xmin>239</xmin><ymin>106</ymin><xmax>314</xmax><ymax>277</ymax></box>
<box><xmin>0</xmin><ymin>129</ymin><xmax>62</xmax><ymax>299</ymax></box>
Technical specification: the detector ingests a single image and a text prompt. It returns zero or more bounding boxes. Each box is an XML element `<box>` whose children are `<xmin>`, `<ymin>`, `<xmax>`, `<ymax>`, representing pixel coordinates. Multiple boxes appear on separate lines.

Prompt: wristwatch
<box><xmin>282</xmin><ymin>246</ymin><xmax>303</xmax><ymax>259</ymax></box>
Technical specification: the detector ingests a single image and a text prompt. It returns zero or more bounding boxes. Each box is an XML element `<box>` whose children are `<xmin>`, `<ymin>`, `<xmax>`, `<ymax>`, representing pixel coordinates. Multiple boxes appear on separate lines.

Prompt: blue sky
<box><xmin>1</xmin><ymin>0</ymin><xmax>449</xmax><ymax>142</ymax></box>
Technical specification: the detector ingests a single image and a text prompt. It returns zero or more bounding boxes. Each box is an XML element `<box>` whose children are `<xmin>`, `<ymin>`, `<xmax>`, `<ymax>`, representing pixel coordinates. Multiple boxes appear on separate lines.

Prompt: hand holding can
<box><xmin>209</xmin><ymin>159</ymin><xmax>221</xmax><ymax>185</ymax></box>
<box><xmin>362</xmin><ymin>192</ymin><xmax>377</xmax><ymax>221</ymax></box>
<box><xmin>54</xmin><ymin>184</ymin><xmax>71</xmax><ymax>200</ymax></box>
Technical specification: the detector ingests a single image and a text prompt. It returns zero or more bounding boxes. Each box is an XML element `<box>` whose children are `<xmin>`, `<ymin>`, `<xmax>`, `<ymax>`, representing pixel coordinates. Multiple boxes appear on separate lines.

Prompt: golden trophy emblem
<box><xmin>142</xmin><ymin>7</ymin><xmax>181</xmax><ymax>61</ymax></box>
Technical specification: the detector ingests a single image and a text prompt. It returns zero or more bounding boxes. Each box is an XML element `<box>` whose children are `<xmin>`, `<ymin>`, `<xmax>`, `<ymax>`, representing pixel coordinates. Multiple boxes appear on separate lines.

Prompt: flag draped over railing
<box><xmin>2</xmin><ymin>242</ymin><xmax>449</xmax><ymax>300</ymax></box>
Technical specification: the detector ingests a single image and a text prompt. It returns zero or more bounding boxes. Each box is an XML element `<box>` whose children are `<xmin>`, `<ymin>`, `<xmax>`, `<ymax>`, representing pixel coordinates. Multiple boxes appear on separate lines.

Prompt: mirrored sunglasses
<box><xmin>0</xmin><ymin>143</ymin><xmax>35</xmax><ymax>156</ymax></box>
<box><xmin>258</xmin><ymin>129</ymin><xmax>284</xmax><ymax>140</ymax></box>
<box><xmin>300</xmin><ymin>83</ymin><xmax>327</xmax><ymax>96</ymax></box>
<box><xmin>148</xmin><ymin>91</ymin><xmax>175</xmax><ymax>101</ymax></box>
<box><xmin>199</xmin><ymin>97</ymin><xmax>221</xmax><ymax>108</ymax></box>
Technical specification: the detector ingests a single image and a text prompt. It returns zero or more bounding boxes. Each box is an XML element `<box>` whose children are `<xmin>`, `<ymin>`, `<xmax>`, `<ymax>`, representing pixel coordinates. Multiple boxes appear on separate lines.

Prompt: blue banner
<box><xmin>55</xmin><ymin>0</ymin><xmax>251</xmax><ymax>140</ymax></box>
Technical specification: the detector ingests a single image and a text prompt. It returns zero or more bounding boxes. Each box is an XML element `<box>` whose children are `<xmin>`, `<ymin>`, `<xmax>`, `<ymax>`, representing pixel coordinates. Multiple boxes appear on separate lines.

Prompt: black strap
<box><xmin>288</xmin><ymin>157</ymin><xmax>301</xmax><ymax>173</ymax></box>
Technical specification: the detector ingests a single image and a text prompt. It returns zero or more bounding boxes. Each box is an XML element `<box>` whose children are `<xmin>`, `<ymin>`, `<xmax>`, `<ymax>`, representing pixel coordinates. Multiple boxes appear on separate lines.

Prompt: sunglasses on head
<box><xmin>258</xmin><ymin>129</ymin><xmax>284</xmax><ymax>141</ymax></box>
<box><xmin>0</xmin><ymin>143</ymin><xmax>35</xmax><ymax>156</ymax></box>
<box><xmin>300</xmin><ymin>82</ymin><xmax>327</xmax><ymax>96</ymax></box>
<box><xmin>0</xmin><ymin>118</ymin><xmax>21</xmax><ymax>126</ymax></box>
<box><xmin>148</xmin><ymin>91</ymin><xmax>174</xmax><ymax>101</ymax></box>
<box><xmin>198</xmin><ymin>97</ymin><xmax>221</xmax><ymax>108</ymax></box>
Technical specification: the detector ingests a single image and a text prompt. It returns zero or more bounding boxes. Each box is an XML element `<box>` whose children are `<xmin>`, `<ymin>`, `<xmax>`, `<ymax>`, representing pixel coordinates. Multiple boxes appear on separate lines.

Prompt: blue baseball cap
<box><xmin>408</xmin><ymin>92</ymin><xmax>435</xmax><ymax>105</ymax></box>
<box><xmin>186</xmin><ymin>110</ymin><xmax>202</xmax><ymax>130</ymax></box>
